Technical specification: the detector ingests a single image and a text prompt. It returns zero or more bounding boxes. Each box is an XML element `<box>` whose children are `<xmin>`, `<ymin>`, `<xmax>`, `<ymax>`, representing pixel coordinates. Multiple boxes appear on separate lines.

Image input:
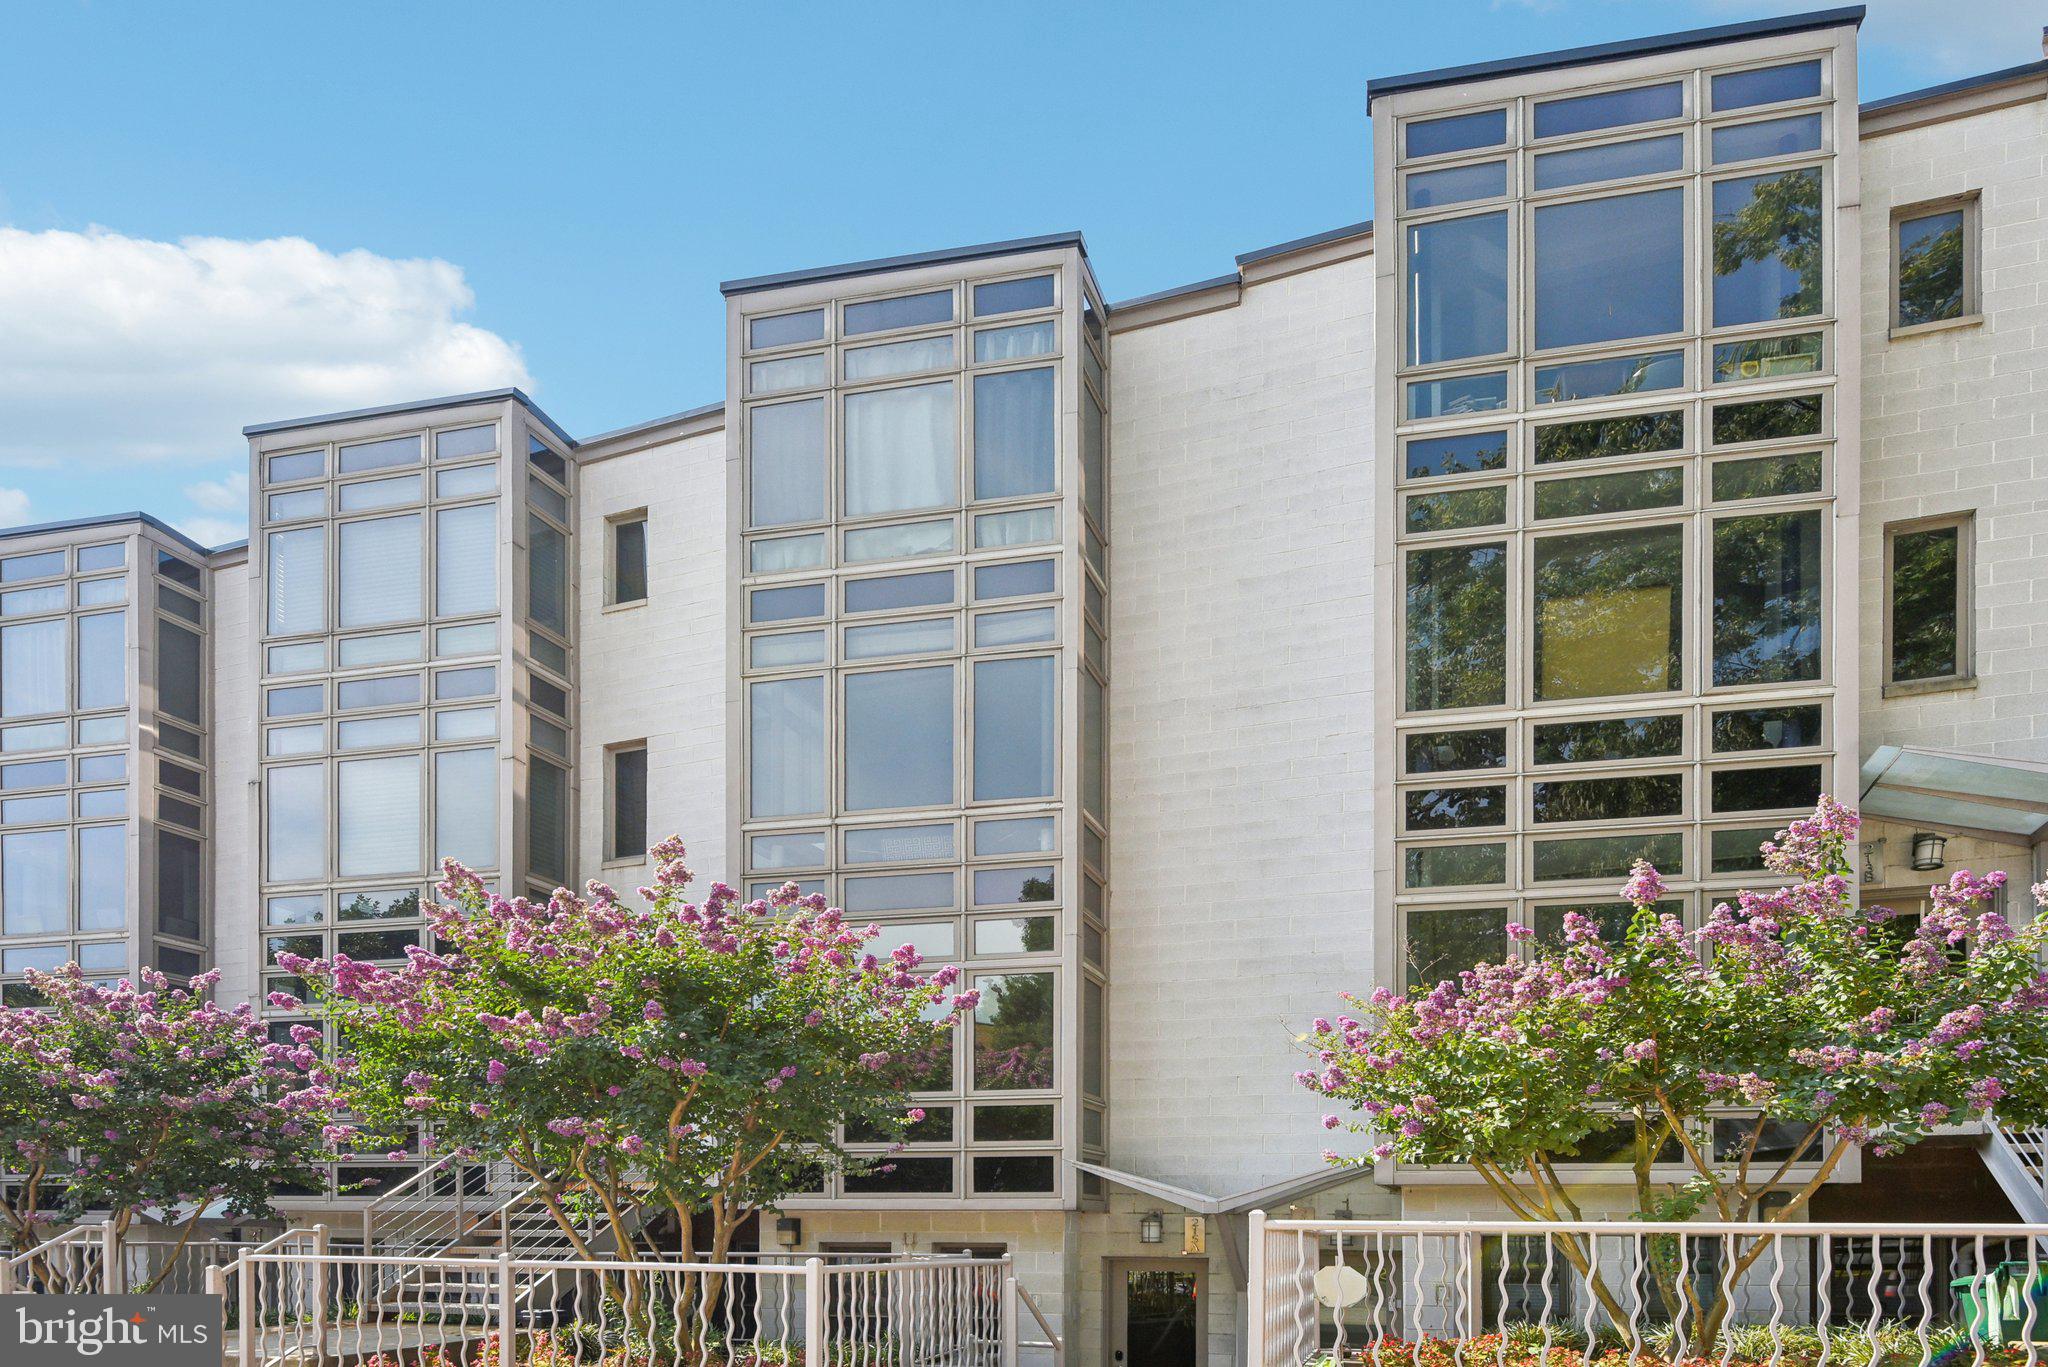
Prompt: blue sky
<box><xmin>0</xmin><ymin>0</ymin><xmax>2033</xmax><ymax>545</ymax></box>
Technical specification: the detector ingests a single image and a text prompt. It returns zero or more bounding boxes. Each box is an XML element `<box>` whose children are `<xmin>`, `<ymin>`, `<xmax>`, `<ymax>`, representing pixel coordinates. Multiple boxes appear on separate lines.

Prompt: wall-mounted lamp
<box><xmin>774</xmin><ymin>1217</ymin><xmax>802</xmax><ymax>1250</ymax></box>
<box><xmin>1138</xmin><ymin>1211</ymin><xmax>1163</xmax><ymax>1245</ymax></box>
<box><xmin>1910</xmin><ymin>832</ymin><xmax>1948</xmax><ymax>872</ymax></box>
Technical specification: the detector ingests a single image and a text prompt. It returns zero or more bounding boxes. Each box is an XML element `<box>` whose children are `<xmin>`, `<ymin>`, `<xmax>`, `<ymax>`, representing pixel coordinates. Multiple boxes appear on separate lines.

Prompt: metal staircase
<box><xmin>1980</xmin><ymin>1124</ymin><xmax>2048</xmax><ymax>1224</ymax></box>
<box><xmin>359</xmin><ymin>1154</ymin><xmax>656</xmax><ymax>1322</ymax></box>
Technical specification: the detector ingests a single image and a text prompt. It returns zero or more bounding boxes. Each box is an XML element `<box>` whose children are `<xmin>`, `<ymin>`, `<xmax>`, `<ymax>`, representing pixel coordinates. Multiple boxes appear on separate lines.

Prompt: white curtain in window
<box><xmin>843</xmin><ymin>381</ymin><xmax>956</xmax><ymax>517</ymax></box>
<box><xmin>267</xmin><ymin>527</ymin><xmax>327</xmax><ymax>635</ymax></box>
<box><xmin>266</xmin><ymin>764</ymin><xmax>326</xmax><ymax>883</ymax></box>
<box><xmin>435</xmin><ymin>747</ymin><xmax>498</xmax><ymax>870</ymax></box>
<box><xmin>2</xmin><ymin>828</ymin><xmax>67</xmax><ymax>935</ymax></box>
<box><xmin>749</xmin><ymin>676</ymin><xmax>824</xmax><ymax>818</ymax></box>
<box><xmin>0</xmin><ymin>619</ymin><xmax>66</xmax><ymax>718</ymax></box>
<box><xmin>844</xmin><ymin>665</ymin><xmax>954</xmax><ymax>811</ymax></box>
<box><xmin>77</xmin><ymin>824</ymin><xmax>126</xmax><ymax>931</ymax></box>
<box><xmin>749</xmin><ymin>399</ymin><xmax>826</xmax><ymax>528</ymax></box>
<box><xmin>973</xmin><ymin>368</ymin><xmax>1056</xmax><ymax>500</ymax></box>
<box><xmin>339</xmin><ymin>514</ymin><xmax>423</xmax><ymax>629</ymax></box>
<box><xmin>973</xmin><ymin>656</ymin><xmax>1056</xmax><ymax>800</ymax></box>
<box><xmin>338</xmin><ymin>754</ymin><xmax>422</xmax><ymax>877</ymax></box>
<box><xmin>75</xmin><ymin>612</ymin><xmax>126</xmax><ymax>712</ymax></box>
<box><xmin>435</xmin><ymin>503</ymin><xmax>499</xmax><ymax>618</ymax></box>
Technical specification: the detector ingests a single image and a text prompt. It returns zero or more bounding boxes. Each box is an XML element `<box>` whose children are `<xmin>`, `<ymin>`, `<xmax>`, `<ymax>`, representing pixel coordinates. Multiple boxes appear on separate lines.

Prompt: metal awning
<box><xmin>1071</xmin><ymin>1160</ymin><xmax>1380</xmax><ymax>1283</ymax></box>
<box><xmin>1860</xmin><ymin>745</ymin><xmax>2048</xmax><ymax>842</ymax></box>
<box><xmin>1070</xmin><ymin>1160</ymin><xmax>1374</xmax><ymax>1217</ymax></box>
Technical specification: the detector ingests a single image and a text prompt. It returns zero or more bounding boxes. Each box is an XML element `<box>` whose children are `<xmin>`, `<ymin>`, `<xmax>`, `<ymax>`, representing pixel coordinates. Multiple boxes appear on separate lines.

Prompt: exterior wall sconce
<box><xmin>1910</xmin><ymin>832</ymin><xmax>1948</xmax><ymax>871</ymax></box>
<box><xmin>774</xmin><ymin>1217</ymin><xmax>802</xmax><ymax>1249</ymax></box>
<box><xmin>1139</xmin><ymin>1211</ymin><xmax>1163</xmax><ymax>1245</ymax></box>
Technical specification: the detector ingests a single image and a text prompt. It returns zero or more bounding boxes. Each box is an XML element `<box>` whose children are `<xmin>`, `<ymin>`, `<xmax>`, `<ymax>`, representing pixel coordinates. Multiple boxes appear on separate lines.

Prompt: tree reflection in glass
<box><xmin>1897</xmin><ymin>209</ymin><xmax>1965</xmax><ymax>327</ymax></box>
<box><xmin>1712</xmin><ymin>511</ymin><xmax>1823</xmax><ymax>686</ymax></box>
<box><xmin>973</xmin><ymin>971</ymin><xmax>1055</xmax><ymax>1090</ymax></box>
<box><xmin>1405</xmin><ymin>543</ymin><xmax>1507</xmax><ymax>711</ymax></box>
<box><xmin>1712</xmin><ymin>168</ymin><xmax>1822</xmax><ymax>325</ymax></box>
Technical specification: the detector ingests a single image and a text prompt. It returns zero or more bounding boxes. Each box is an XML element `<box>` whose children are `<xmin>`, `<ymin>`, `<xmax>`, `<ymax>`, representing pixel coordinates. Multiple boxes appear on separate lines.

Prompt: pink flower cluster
<box><xmin>1296</xmin><ymin>797</ymin><xmax>2048</xmax><ymax>1173</ymax></box>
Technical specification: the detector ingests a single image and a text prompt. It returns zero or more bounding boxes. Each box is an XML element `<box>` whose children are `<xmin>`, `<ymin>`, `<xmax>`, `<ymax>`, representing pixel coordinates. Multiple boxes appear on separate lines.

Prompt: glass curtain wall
<box><xmin>1389</xmin><ymin>46</ymin><xmax>1842</xmax><ymax>999</ymax></box>
<box><xmin>256</xmin><ymin>411</ymin><xmax>523</xmax><ymax>1197</ymax></box>
<box><xmin>0</xmin><ymin>531</ymin><xmax>157</xmax><ymax>1001</ymax></box>
<box><xmin>735</xmin><ymin>256</ymin><xmax>1109</xmax><ymax>1204</ymax></box>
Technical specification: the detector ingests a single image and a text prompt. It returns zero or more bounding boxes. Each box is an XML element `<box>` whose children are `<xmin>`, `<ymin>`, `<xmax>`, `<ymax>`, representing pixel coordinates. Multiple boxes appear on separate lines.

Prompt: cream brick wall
<box><xmin>574</xmin><ymin>428</ymin><xmax>731</xmax><ymax>891</ymax></box>
<box><xmin>1859</xmin><ymin>98</ymin><xmax>2048</xmax><ymax>758</ymax></box>
<box><xmin>210</xmin><ymin>557</ymin><xmax>261</xmax><ymax>1009</ymax></box>
<box><xmin>1105</xmin><ymin>253</ymin><xmax>1379</xmax><ymax>1196</ymax></box>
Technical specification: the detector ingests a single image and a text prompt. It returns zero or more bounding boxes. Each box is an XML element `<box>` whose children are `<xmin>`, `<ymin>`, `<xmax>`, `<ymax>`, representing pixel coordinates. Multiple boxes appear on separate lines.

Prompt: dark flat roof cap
<box><xmin>1367</xmin><ymin>6</ymin><xmax>1864</xmax><ymax>102</ymax></box>
<box><xmin>1235</xmin><ymin>219</ymin><xmax>1373</xmax><ymax>269</ymax></box>
<box><xmin>1109</xmin><ymin>273</ymin><xmax>1241</xmax><ymax>314</ymax></box>
<box><xmin>0</xmin><ymin>511</ymin><xmax>216</xmax><ymax>558</ymax></box>
<box><xmin>242</xmin><ymin>387</ymin><xmax>576</xmax><ymax>450</ymax></box>
<box><xmin>720</xmin><ymin>232</ymin><xmax>1088</xmax><ymax>296</ymax></box>
<box><xmin>1862</xmin><ymin>58</ymin><xmax>2048</xmax><ymax>114</ymax></box>
<box><xmin>579</xmin><ymin>400</ymin><xmax>726</xmax><ymax>448</ymax></box>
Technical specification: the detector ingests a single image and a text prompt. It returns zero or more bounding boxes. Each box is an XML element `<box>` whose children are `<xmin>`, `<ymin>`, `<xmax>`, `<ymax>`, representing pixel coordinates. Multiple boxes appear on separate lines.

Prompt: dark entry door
<box><xmin>1112</xmin><ymin>1263</ymin><xmax>1200</xmax><ymax>1367</ymax></box>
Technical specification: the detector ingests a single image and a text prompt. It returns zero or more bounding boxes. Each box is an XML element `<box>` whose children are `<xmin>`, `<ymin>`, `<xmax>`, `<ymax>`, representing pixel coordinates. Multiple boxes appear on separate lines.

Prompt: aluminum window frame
<box><xmin>1880</xmin><ymin>511</ymin><xmax>1975</xmax><ymax>695</ymax></box>
<box><xmin>1888</xmin><ymin>192</ymin><xmax>1982</xmax><ymax>339</ymax></box>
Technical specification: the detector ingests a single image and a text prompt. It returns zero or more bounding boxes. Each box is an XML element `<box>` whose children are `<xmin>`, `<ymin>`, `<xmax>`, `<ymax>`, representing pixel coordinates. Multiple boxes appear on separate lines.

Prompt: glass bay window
<box><xmin>735</xmin><ymin>257</ymin><xmax>1100</xmax><ymax>1201</ymax></box>
<box><xmin>1385</xmin><ymin>39</ymin><xmax>1846</xmax><ymax>993</ymax></box>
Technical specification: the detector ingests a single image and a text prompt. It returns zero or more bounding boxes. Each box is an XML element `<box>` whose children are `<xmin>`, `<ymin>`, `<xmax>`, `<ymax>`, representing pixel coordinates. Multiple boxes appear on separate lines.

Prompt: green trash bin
<box><xmin>1951</xmin><ymin>1261</ymin><xmax>2048</xmax><ymax>1345</ymax></box>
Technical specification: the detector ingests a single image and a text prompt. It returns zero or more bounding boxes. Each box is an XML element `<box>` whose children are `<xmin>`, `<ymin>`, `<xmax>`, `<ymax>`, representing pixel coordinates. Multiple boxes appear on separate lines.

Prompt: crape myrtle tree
<box><xmin>1301</xmin><ymin>798</ymin><xmax>2048</xmax><ymax>1352</ymax></box>
<box><xmin>282</xmin><ymin>836</ymin><xmax>972</xmax><ymax>1323</ymax></box>
<box><xmin>0</xmin><ymin>966</ymin><xmax>336</xmax><ymax>1287</ymax></box>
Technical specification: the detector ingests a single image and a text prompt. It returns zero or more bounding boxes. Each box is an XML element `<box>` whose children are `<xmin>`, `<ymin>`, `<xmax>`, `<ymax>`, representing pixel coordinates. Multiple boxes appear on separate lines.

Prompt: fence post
<box><xmin>804</xmin><ymin>1256</ymin><xmax>825</xmax><ymax>1367</ymax></box>
<box><xmin>1247</xmin><ymin>1210</ymin><xmax>1268</xmax><ymax>1367</ymax></box>
<box><xmin>311</xmin><ymin>1224</ymin><xmax>330</xmax><ymax>1363</ymax></box>
<box><xmin>238</xmin><ymin>1253</ymin><xmax>255</xmax><ymax>1367</ymax></box>
<box><xmin>1000</xmin><ymin>1256</ymin><xmax>1020</xmax><ymax>1367</ymax></box>
<box><xmin>497</xmin><ymin>1251</ymin><xmax>516</xmax><ymax>1366</ymax></box>
<box><xmin>100</xmin><ymin>1219</ymin><xmax>123</xmax><ymax>1295</ymax></box>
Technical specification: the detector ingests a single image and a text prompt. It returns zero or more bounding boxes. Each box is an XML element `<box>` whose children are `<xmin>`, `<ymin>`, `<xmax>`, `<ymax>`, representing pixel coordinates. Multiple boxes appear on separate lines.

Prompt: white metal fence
<box><xmin>1250</xmin><ymin>1216</ymin><xmax>2048</xmax><ymax>1367</ymax></box>
<box><xmin>0</xmin><ymin>1220</ymin><xmax>115</xmax><ymax>1295</ymax></box>
<box><xmin>209</xmin><ymin>1248</ymin><xmax>1054</xmax><ymax>1367</ymax></box>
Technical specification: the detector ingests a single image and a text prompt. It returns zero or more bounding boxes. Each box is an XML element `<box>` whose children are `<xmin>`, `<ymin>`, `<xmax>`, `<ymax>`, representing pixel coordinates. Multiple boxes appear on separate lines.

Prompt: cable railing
<box><xmin>1250</xmin><ymin>1215</ymin><xmax>2048</xmax><ymax>1367</ymax></box>
<box><xmin>221</xmin><ymin>1248</ymin><xmax>1015</xmax><ymax>1367</ymax></box>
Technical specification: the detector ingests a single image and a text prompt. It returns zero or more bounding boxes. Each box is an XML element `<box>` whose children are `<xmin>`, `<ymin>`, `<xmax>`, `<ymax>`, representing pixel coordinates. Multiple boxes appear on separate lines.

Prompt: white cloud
<box><xmin>173</xmin><ymin>469</ymin><xmax>251</xmax><ymax>546</ymax></box>
<box><xmin>174</xmin><ymin>515</ymin><xmax>249</xmax><ymax>548</ymax></box>
<box><xmin>0</xmin><ymin>226</ymin><xmax>532</xmax><ymax>472</ymax></box>
<box><xmin>0</xmin><ymin>488</ymin><xmax>30</xmax><ymax>528</ymax></box>
<box><xmin>184</xmin><ymin>469</ymin><xmax>248</xmax><ymax>513</ymax></box>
